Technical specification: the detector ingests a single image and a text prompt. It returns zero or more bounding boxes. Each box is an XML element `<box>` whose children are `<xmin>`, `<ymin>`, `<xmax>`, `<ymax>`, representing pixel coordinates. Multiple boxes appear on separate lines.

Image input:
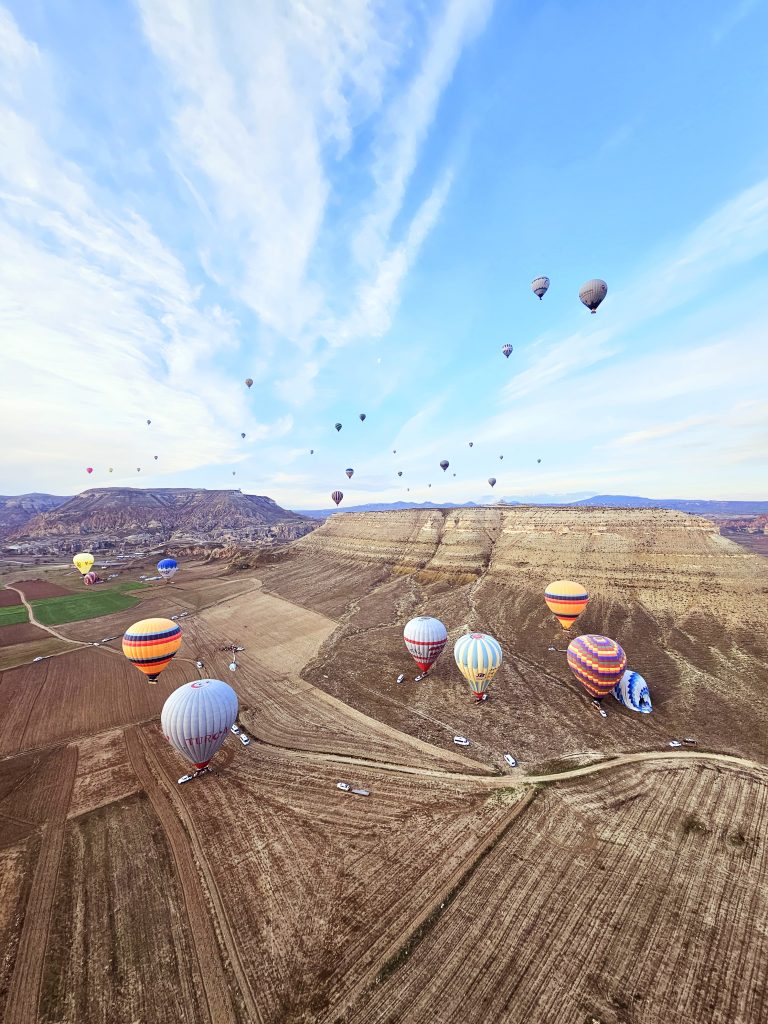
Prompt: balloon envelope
<box><xmin>83</xmin><ymin>571</ymin><xmax>99</xmax><ymax>586</ymax></box>
<box><xmin>359</xmin><ymin>413</ymin><xmax>366</xmax><ymax>421</ymax></box>
<box><xmin>544</xmin><ymin>580</ymin><xmax>589</xmax><ymax>629</ymax></box>
<box><xmin>404</xmin><ymin>616</ymin><xmax>448</xmax><ymax>673</ymax></box>
<box><xmin>86</xmin><ymin>467</ymin><xmax>93</xmax><ymax>474</ymax></box>
<box><xmin>157</xmin><ymin>558</ymin><xmax>178</xmax><ymax>580</ymax></box>
<box><xmin>335</xmin><ymin>423</ymin><xmax>342</xmax><ymax>432</ymax></box>
<box><xmin>502</xmin><ymin>344</ymin><xmax>513</xmax><ymax>358</ymax></box>
<box><xmin>345</xmin><ymin>468</ymin><xmax>354</xmax><ymax>479</ymax></box>
<box><xmin>73</xmin><ymin>552</ymin><xmax>94</xmax><ymax>575</ymax></box>
<box><xmin>532</xmin><ymin>276</ymin><xmax>550</xmax><ymax>299</ymax></box>
<box><xmin>567</xmin><ymin>634</ymin><xmax>626</xmax><ymax>698</ymax></box>
<box><xmin>122</xmin><ymin>617</ymin><xmax>182</xmax><ymax>683</ymax></box>
<box><xmin>488</xmin><ymin>477</ymin><xmax>496</xmax><ymax>487</ymax></box>
<box><xmin>331</xmin><ymin>490</ymin><xmax>343</xmax><ymax>506</ymax></box>
<box><xmin>440</xmin><ymin>460</ymin><xmax>449</xmax><ymax>471</ymax></box>
<box><xmin>161</xmin><ymin>679</ymin><xmax>238</xmax><ymax>769</ymax></box>
<box><xmin>614</xmin><ymin>670</ymin><xmax>652</xmax><ymax>713</ymax></box>
<box><xmin>453</xmin><ymin>632</ymin><xmax>502</xmax><ymax>699</ymax></box>
<box><xmin>245</xmin><ymin>378</ymin><xmax>253</xmax><ymax>388</ymax></box>
<box><xmin>579</xmin><ymin>279</ymin><xmax>607</xmax><ymax>313</ymax></box>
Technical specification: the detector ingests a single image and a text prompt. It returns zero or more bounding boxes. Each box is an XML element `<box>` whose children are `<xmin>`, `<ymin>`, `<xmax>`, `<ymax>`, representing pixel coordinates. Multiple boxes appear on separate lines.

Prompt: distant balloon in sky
<box><xmin>359</xmin><ymin>413</ymin><xmax>366</xmax><ymax>421</ymax></box>
<box><xmin>108</xmin><ymin>468</ymin><xmax>113</xmax><ymax>473</ymax></box>
<box><xmin>310</xmin><ymin>449</ymin><xmax>314</xmax><ymax>454</ymax></box>
<box><xmin>393</xmin><ymin>449</ymin><xmax>397</xmax><ymax>454</ymax></box>
<box><xmin>241</xmin><ymin>433</ymin><xmax>246</xmax><ymax>439</ymax></box>
<box><xmin>567</xmin><ymin>634</ymin><xmax>626</xmax><ymax>699</ymax></box>
<box><xmin>440</xmin><ymin>460</ymin><xmax>449</xmax><ymax>471</ymax></box>
<box><xmin>331</xmin><ymin>490</ymin><xmax>343</xmax><ymax>506</ymax></box>
<box><xmin>335</xmin><ymin>422</ymin><xmax>342</xmax><ymax>432</ymax></box>
<box><xmin>122</xmin><ymin>617</ymin><xmax>182</xmax><ymax>683</ymax></box>
<box><xmin>154</xmin><ymin>455</ymin><xmax>158</xmax><ymax>460</ymax></box>
<box><xmin>232</xmin><ymin>471</ymin><xmax>236</xmax><ymax>475</ymax></box>
<box><xmin>404</xmin><ymin>616</ymin><xmax>448</xmax><ymax>673</ymax></box>
<box><xmin>532</xmin><ymin>276</ymin><xmax>550</xmax><ymax>300</ymax></box>
<box><xmin>161</xmin><ymin>679</ymin><xmax>238</xmax><ymax>770</ymax></box>
<box><xmin>397</xmin><ymin>471</ymin><xmax>403</xmax><ymax>477</ymax></box>
<box><xmin>468</xmin><ymin>442</ymin><xmax>473</xmax><ymax>448</ymax></box>
<box><xmin>245</xmin><ymin>378</ymin><xmax>253</xmax><ymax>388</ymax></box>
<box><xmin>537</xmin><ymin>458</ymin><xmax>542</xmax><ymax>464</ymax></box>
<box><xmin>614</xmin><ymin>670</ymin><xmax>652</xmax><ymax>713</ymax></box>
<box><xmin>499</xmin><ymin>455</ymin><xmax>504</xmax><ymax>460</ymax></box>
<box><xmin>137</xmin><ymin>467</ymin><xmax>141</xmax><ymax>472</ymax></box>
<box><xmin>488</xmin><ymin>477</ymin><xmax>496</xmax><ymax>487</ymax></box>
<box><xmin>86</xmin><ymin>467</ymin><xmax>93</xmax><ymax>474</ymax></box>
<box><xmin>579</xmin><ymin>279</ymin><xmax>607</xmax><ymax>313</ymax></box>
<box><xmin>453</xmin><ymin>632</ymin><xmax>502</xmax><ymax>700</ymax></box>
<box><xmin>345</xmin><ymin>468</ymin><xmax>354</xmax><ymax>479</ymax></box>
<box><xmin>73</xmin><ymin>552</ymin><xmax>94</xmax><ymax>575</ymax></box>
<box><xmin>502</xmin><ymin>344</ymin><xmax>513</xmax><ymax>358</ymax></box>
<box><xmin>147</xmin><ymin>419</ymin><xmax>151</xmax><ymax>425</ymax></box>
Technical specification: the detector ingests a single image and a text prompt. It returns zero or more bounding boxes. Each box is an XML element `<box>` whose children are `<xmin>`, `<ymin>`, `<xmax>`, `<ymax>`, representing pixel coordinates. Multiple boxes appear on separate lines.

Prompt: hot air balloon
<box><xmin>161</xmin><ymin>679</ymin><xmax>238</xmax><ymax>771</ymax></box>
<box><xmin>393</xmin><ymin>449</ymin><xmax>397</xmax><ymax>454</ymax></box>
<box><xmin>147</xmin><ymin>419</ymin><xmax>151</xmax><ymax>425</ymax></box>
<box><xmin>453</xmin><ymin>632</ymin><xmax>502</xmax><ymax>700</ymax></box>
<box><xmin>73</xmin><ymin>553</ymin><xmax>94</xmax><ymax>575</ymax></box>
<box><xmin>440</xmin><ymin>460</ymin><xmax>449</xmax><ymax>471</ymax></box>
<box><xmin>86</xmin><ymin>467</ymin><xmax>93</xmax><ymax>474</ymax></box>
<box><xmin>532</xmin><ymin>276</ymin><xmax>550</xmax><ymax>300</ymax></box>
<box><xmin>83</xmin><ymin>571</ymin><xmax>99</xmax><ymax>586</ymax></box>
<box><xmin>345</xmin><ymin>468</ymin><xmax>354</xmax><ymax>479</ymax></box>
<box><xmin>109</xmin><ymin>468</ymin><xmax>113</xmax><ymax>473</ymax></box>
<box><xmin>544</xmin><ymin>580</ymin><xmax>589</xmax><ymax>629</ymax></box>
<box><xmin>241</xmin><ymin>433</ymin><xmax>246</xmax><ymax>439</ymax></box>
<box><xmin>397</xmin><ymin>471</ymin><xmax>403</xmax><ymax>477</ymax></box>
<box><xmin>359</xmin><ymin>413</ymin><xmax>366</xmax><ymax>421</ymax></box>
<box><xmin>579</xmin><ymin>279</ymin><xmax>607</xmax><ymax>314</ymax></box>
<box><xmin>537</xmin><ymin>458</ymin><xmax>541</xmax><ymax>464</ymax></box>
<box><xmin>335</xmin><ymin>423</ymin><xmax>342</xmax><ymax>432</ymax></box>
<box><xmin>154</xmin><ymin>455</ymin><xmax>159</xmax><ymax>460</ymax></box>
<box><xmin>614</xmin><ymin>670</ymin><xmax>652</xmax><ymax>713</ymax></box>
<box><xmin>567</xmin><ymin>635</ymin><xmax>626</xmax><ymax>699</ymax></box>
<box><xmin>310</xmin><ymin>449</ymin><xmax>314</xmax><ymax>455</ymax></box>
<box><xmin>468</xmin><ymin>442</ymin><xmax>473</xmax><ymax>448</ymax></box>
<box><xmin>331</xmin><ymin>491</ymin><xmax>343</xmax><ymax>506</ymax></box>
<box><xmin>157</xmin><ymin>557</ymin><xmax>178</xmax><ymax>581</ymax></box>
<box><xmin>122</xmin><ymin>617</ymin><xmax>182</xmax><ymax>683</ymax></box>
<box><xmin>488</xmin><ymin>477</ymin><xmax>496</xmax><ymax>487</ymax></box>
<box><xmin>403</xmin><ymin>616</ymin><xmax>448</xmax><ymax>674</ymax></box>
<box><xmin>502</xmin><ymin>344</ymin><xmax>513</xmax><ymax>358</ymax></box>
<box><xmin>245</xmin><ymin>378</ymin><xmax>253</xmax><ymax>388</ymax></box>
<box><xmin>232</xmin><ymin>471</ymin><xmax>236</xmax><ymax>476</ymax></box>
<box><xmin>499</xmin><ymin>455</ymin><xmax>503</xmax><ymax>460</ymax></box>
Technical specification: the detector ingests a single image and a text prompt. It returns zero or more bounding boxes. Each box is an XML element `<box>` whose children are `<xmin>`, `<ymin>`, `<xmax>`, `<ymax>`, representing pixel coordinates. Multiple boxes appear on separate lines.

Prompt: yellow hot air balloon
<box><xmin>73</xmin><ymin>552</ymin><xmax>94</xmax><ymax>575</ymax></box>
<box><xmin>544</xmin><ymin>580</ymin><xmax>589</xmax><ymax>629</ymax></box>
<box><xmin>122</xmin><ymin>617</ymin><xmax>182</xmax><ymax>684</ymax></box>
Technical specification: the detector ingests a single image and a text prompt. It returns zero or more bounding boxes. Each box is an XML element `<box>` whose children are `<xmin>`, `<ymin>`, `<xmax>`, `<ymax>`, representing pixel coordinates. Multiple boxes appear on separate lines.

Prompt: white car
<box><xmin>195</xmin><ymin>660</ymin><xmax>204</xmax><ymax>669</ymax></box>
<box><xmin>683</xmin><ymin>737</ymin><xmax>697</xmax><ymax>745</ymax></box>
<box><xmin>178</xmin><ymin>774</ymin><xmax>194</xmax><ymax>785</ymax></box>
<box><xmin>414</xmin><ymin>674</ymin><xmax>424</xmax><ymax>682</ymax></box>
<box><xmin>453</xmin><ymin>735</ymin><xmax>470</xmax><ymax>747</ymax></box>
<box><xmin>351</xmin><ymin>788</ymin><xmax>370</xmax><ymax>797</ymax></box>
<box><xmin>503</xmin><ymin>754</ymin><xmax>517</xmax><ymax>768</ymax></box>
<box><xmin>239</xmin><ymin>734</ymin><xmax>250</xmax><ymax>746</ymax></box>
<box><xmin>33</xmin><ymin>656</ymin><xmax>45</xmax><ymax>662</ymax></box>
<box><xmin>336</xmin><ymin>782</ymin><xmax>351</xmax><ymax>791</ymax></box>
<box><xmin>170</xmin><ymin>615</ymin><xmax>178</xmax><ymax>620</ymax></box>
<box><xmin>396</xmin><ymin>674</ymin><xmax>405</xmax><ymax>684</ymax></box>
<box><xmin>598</xmin><ymin>707</ymin><xmax>607</xmax><ymax>719</ymax></box>
<box><xmin>231</xmin><ymin>724</ymin><xmax>241</xmax><ymax>735</ymax></box>
<box><xmin>669</xmin><ymin>740</ymin><xmax>682</xmax><ymax>748</ymax></box>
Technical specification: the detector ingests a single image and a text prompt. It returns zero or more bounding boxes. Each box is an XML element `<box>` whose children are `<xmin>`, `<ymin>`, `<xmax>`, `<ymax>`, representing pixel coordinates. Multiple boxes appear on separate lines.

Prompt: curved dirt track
<box><xmin>5</xmin><ymin>586</ymin><xmax>88</xmax><ymax>647</ymax></box>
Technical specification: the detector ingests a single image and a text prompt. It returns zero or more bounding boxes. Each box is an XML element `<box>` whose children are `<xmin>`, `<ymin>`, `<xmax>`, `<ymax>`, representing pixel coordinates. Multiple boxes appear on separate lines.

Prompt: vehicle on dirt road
<box><xmin>396</xmin><ymin>674</ymin><xmax>405</xmax><ymax>683</ymax></box>
<box><xmin>683</xmin><ymin>737</ymin><xmax>697</xmax><ymax>745</ymax></box>
<box><xmin>503</xmin><ymin>754</ymin><xmax>517</xmax><ymax>767</ymax></box>
<box><xmin>453</xmin><ymin>736</ymin><xmax>470</xmax><ymax>746</ymax></box>
<box><xmin>231</xmin><ymin>724</ymin><xmax>240</xmax><ymax>734</ymax></box>
<box><xmin>239</xmin><ymin>734</ymin><xmax>250</xmax><ymax>746</ymax></box>
<box><xmin>178</xmin><ymin>774</ymin><xmax>194</xmax><ymax>784</ymax></box>
<box><xmin>336</xmin><ymin>782</ymin><xmax>351</xmax><ymax>791</ymax></box>
<box><xmin>669</xmin><ymin>740</ymin><xmax>682</xmax><ymax>748</ymax></box>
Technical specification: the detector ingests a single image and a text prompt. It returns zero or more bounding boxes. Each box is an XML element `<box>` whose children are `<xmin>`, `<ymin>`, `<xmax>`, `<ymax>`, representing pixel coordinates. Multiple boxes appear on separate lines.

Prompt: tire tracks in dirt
<box><xmin>124</xmin><ymin>726</ymin><xmax>242</xmax><ymax>1024</ymax></box>
<box><xmin>125</xmin><ymin>725</ymin><xmax>262</xmax><ymax>1024</ymax></box>
<box><xmin>3</xmin><ymin>744</ymin><xmax>78</xmax><ymax>1024</ymax></box>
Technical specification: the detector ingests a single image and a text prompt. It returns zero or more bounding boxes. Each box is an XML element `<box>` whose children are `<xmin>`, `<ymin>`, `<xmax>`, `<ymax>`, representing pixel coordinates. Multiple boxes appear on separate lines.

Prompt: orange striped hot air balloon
<box><xmin>567</xmin><ymin>634</ymin><xmax>626</xmax><ymax>699</ymax></box>
<box><xmin>122</xmin><ymin>617</ymin><xmax>182</xmax><ymax>683</ymax></box>
<box><xmin>544</xmin><ymin>580</ymin><xmax>589</xmax><ymax>629</ymax></box>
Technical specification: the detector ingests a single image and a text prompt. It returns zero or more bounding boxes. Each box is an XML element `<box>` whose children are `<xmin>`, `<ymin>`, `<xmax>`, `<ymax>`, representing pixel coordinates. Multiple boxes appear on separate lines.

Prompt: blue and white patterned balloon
<box><xmin>613</xmin><ymin>670</ymin><xmax>652</xmax><ymax>713</ymax></box>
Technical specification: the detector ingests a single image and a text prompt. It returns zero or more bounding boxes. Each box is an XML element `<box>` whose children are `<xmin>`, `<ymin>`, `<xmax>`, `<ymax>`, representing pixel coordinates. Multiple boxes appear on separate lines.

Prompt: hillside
<box><xmin>7</xmin><ymin>488</ymin><xmax>317</xmax><ymax>552</ymax></box>
<box><xmin>0</xmin><ymin>494</ymin><xmax>70</xmax><ymax>540</ymax></box>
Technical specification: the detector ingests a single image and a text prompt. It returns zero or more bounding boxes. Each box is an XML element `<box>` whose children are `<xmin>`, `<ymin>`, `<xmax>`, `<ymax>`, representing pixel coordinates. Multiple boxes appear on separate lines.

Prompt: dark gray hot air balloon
<box><xmin>359</xmin><ymin>413</ymin><xmax>366</xmax><ymax>422</ymax></box>
<box><xmin>345</xmin><ymin>468</ymin><xmax>354</xmax><ymax>479</ymax></box>
<box><xmin>397</xmin><ymin>471</ymin><xmax>403</xmax><ymax>477</ymax></box>
<box><xmin>579</xmin><ymin>279</ymin><xmax>607</xmax><ymax>314</ymax></box>
<box><xmin>335</xmin><ymin>422</ymin><xmax>342</xmax><ymax>432</ymax></box>
<box><xmin>502</xmin><ymin>344</ymin><xmax>513</xmax><ymax>358</ymax></box>
<box><xmin>488</xmin><ymin>477</ymin><xmax>496</xmax><ymax>487</ymax></box>
<box><xmin>440</xmin><ymin>460</ymin><xmax>449</xmax><ymax>471</ymax></box>
<box><xmin>532</xmin><ymin>276</ymin><xmax>550</xmax><ymax>300</ymax></box>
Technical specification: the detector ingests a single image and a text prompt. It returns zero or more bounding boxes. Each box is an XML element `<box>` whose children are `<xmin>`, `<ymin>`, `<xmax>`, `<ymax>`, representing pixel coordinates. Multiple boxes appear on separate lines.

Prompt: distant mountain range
<box><xmin>297</xmin><ymin>495</ymin><xmax>768</xmax><ymax>518</ymax></box>
<box><xmin>2</xmin><ymin>488</ymin><xmax>316</xmax><ymax>552</ymax></box>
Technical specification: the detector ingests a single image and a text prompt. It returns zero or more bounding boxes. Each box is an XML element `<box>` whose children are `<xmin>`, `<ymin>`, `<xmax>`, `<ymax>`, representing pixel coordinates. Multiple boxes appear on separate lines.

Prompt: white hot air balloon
<box><xmin>613</xmin><ymin>670</ymin><xmax>652</xmax><ymax>713</ymax></box>
<box><xmin>578</xmin><ymin>279</ymin><xmax>608</xmax><ymax>313</ymax></box>
<box><xmin>161</xmin><ymin>679</ymin><xmax>238</xmax><ymax>770</ymax></box>
<box><xmin>531</xmin><ymin>276</ymin><xmax>550</xmax><ymax>300</ymax></box>
<box><xmin>403</xmin><ymin>616</ymin><xmax>448</xmax><ymax>674</ymax></box>
<box><xmin>453</xmin><ymin>632</ymin><xmax>503</xmax><ymax>700</ymax></box>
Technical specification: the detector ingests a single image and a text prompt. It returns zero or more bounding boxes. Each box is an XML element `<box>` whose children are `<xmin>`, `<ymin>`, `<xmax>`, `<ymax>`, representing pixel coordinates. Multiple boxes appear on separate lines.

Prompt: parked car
<box><xmin>33</xmin><ymin>656</ymin><xmax>45</xmax><ymax>662</ymax></box>
<box><xmin>351</xmin><ymin>788</ymin><xmax>370</xmax><ymax>797</ymax></box>
<box><xmin>178</xmin><ymin>774</ymin><xmax>194</xmax><ymax>785</ymax></box>
<box><xmin>669</xmin><ymin>740</ymin><xmax>682</xmax><ymax>748</ymax></box>
<box><xmin>336</xmin><ymin>782</ymin><xmax>351</xmax><ymax>791</ymax></box>
<box><xmin>453</xmin><ymin>736</ymin><xmax>470</xmax><ymax>747</ymax></box>
<box><xmin>503</xmin><ymin>754</ymin><xmax>517</xmax><ymax>768</ymax></box>
<box><xmin>239</xmin><ymin>734</ymin><xmax>250</xmax><ymax>746</ymax></box>
<box><xmin>683</xmin><ymin>737</ymin><xmax>697</xmax><ymax>745</ymax></box>
<box><xmin>396</xmin><ymin>674</ymin><xmax>405</xmax><ymax>684</ymax></box>
<box><xmin>231</xmin><ymin>724</ymin><xmax>241</xmax><ymax>735</ymax></box>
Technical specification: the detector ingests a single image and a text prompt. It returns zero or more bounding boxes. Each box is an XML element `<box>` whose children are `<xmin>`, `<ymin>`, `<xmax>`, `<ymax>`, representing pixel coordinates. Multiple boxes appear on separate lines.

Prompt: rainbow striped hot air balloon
<box><xmin>544</xmin><ymin>580</ymin><xmax>589</xmax><ymax>629</ymax></box>
<box><xmin>122</xmin><ymin>617</ymin><xmax>182</xmax><ymax>684</ymax></box>
<box><xmin>453</xmin><ymin>632</ymin><xmax>502</xmax><ymax>700</ymax></box>
<box><xmin>403</xmin><ymin>616</ymin><xmax>448</xmax><ymax>674</ymax></box>
<box><xmin>567</xmin><ymin>634</ymin><xmax>626</xmax><ymax>699</ymax></box>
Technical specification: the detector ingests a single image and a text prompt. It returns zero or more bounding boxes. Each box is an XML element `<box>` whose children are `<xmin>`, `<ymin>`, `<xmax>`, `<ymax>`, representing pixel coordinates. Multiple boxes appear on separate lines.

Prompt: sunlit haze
<box><xmin>2</xmin><ymin>1</ymin><xmax>767</xmax><ymax>505</ymax></box>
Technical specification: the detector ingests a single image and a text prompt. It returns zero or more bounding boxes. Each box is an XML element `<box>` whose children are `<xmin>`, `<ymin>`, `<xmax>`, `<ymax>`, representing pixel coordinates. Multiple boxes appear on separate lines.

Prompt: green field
<box><xmin>0</xmin><ymin>605</ymin><xmax>28</xmax><ymax>626</ymax></box>
<box><xmin>30</xmin><ymin>581</ymin><xmax>149</xmax><ymax>625</ymax></box>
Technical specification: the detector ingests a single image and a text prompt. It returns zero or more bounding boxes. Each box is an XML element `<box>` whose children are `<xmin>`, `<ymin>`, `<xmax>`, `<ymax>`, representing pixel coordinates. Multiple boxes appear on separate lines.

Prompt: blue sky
<box><xmin>2</xmin><ymin>0</ymin><xmax>767</xmax><ymax>506</ymax></box>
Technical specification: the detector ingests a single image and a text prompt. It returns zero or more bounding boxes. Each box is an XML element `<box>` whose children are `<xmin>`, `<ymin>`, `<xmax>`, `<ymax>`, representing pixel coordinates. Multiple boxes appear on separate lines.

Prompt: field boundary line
<box><xmin>124</xmin><ymin>726</ymin><xmax>254</xmax><ymax>1024</ymax></box>
<box><xmin>5</xmin><ymin>586</ymin><xmax>89</xmax><ymax>648</ymax></box>
<box><xmin>3</xmin><ymin>744</ymin><xmax>78</xmax><ymax>1024</ymax></box>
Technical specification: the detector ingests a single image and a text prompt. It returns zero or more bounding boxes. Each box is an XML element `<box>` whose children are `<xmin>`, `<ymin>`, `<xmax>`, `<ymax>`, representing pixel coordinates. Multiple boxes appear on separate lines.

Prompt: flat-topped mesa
<box><xmin>293</xmin><ymin>506</ymin><xmax>766</xmax><ymax>627</ymax></box>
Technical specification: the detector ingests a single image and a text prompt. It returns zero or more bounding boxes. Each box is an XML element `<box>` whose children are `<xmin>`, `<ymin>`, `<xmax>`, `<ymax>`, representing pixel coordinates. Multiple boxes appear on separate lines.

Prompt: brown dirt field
<box><xmin>0</xmin><ymin>588</ymin><xmax>22</xmax><ymax>607</ymax></box>
<box><xmin>38</xmin><ymin>791</ymin><xmax>208</xmax><ymax>1024</ymax></box>
<box><xmin>13</xmin><ymin>580</ymin><xmax>73</xmax><ymax>599</ymax></box>
<box><xmin>0</xmin><ymin>834</ymin><xmax>40</xmax><ymax>1022</ymax></box>
<box><xmin>139</xmin><ymin>721</ymin><xmax>522</xmax><ymax>1024</ymax></box>
<box><xmin>0</xmin><ymin>636</ymin><xmax>76</xmax><ymax>671</ymax></box>
<box><xmin>0</xmin><ymin>623</ymin><xmax>46</xmax><ymax>648</ymax></box>
<box><xmin>67</xmin><ymin>729</ymin><xmax>141</xmax><ymax>819</ymax></box>
<box><xmin>343</xmin><ymin>761</ymin><xmax>768</xmax><ymax>1024</ymax></box>
<box><xmin>0</xmin><ymin>648</ymin><xmax>194</xmax><ymax>757</ymax></box>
